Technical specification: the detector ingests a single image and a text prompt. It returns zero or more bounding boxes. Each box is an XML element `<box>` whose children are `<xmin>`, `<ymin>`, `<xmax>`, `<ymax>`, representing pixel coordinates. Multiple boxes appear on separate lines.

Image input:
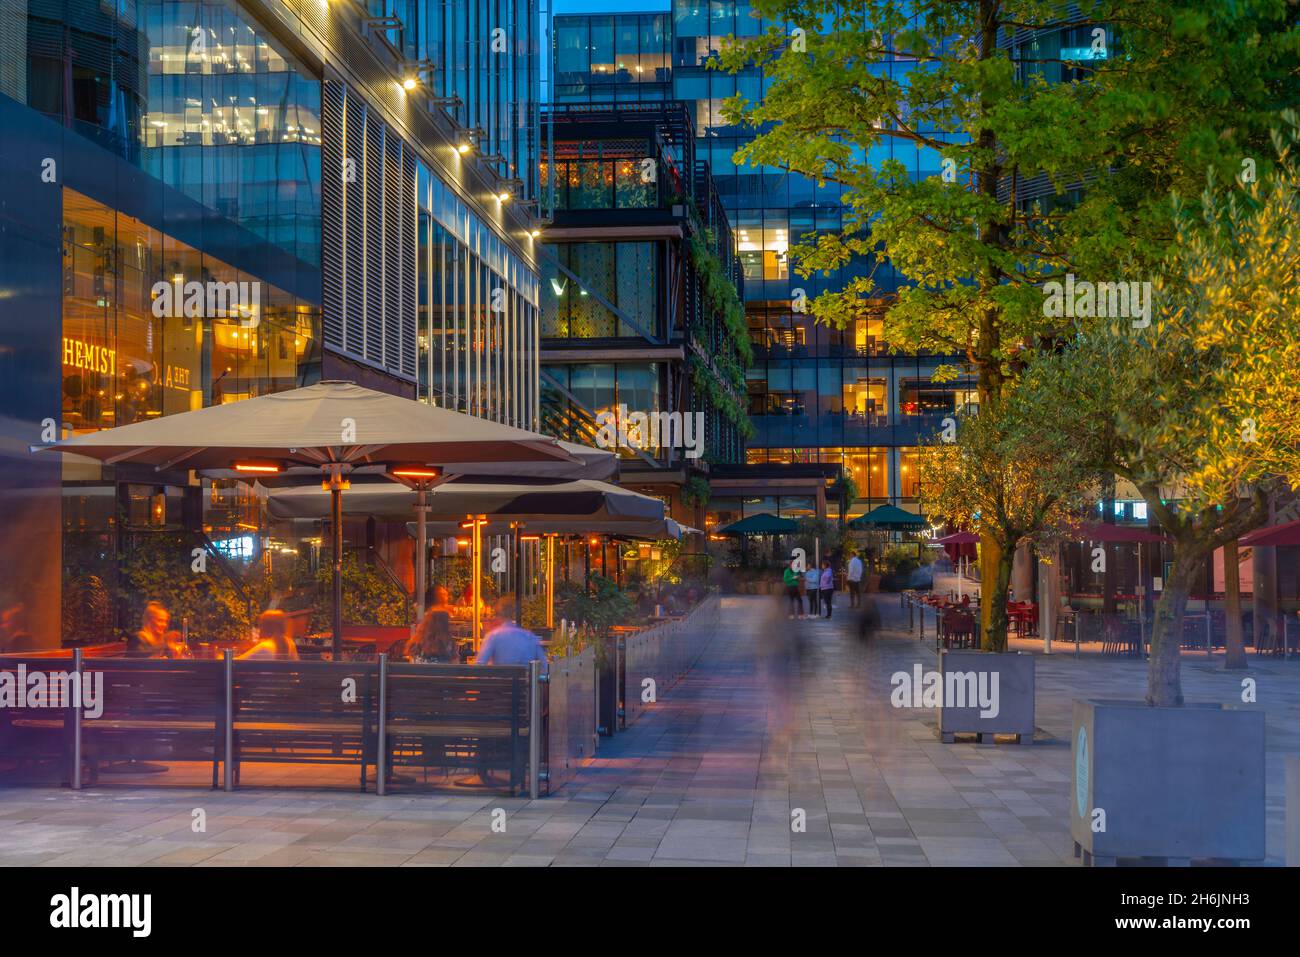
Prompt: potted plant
<box><xmin>1023</xmin><ymin>136</ymin><xmax>1300</xmax><ymax>862</ymax></box>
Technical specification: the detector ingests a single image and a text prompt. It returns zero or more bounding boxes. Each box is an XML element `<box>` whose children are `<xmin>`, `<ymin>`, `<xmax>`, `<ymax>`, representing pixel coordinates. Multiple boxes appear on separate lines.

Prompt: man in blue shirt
<box><xmin>476</xmin><ymin>597</ymin><xmax>549</xmax><ymax>674</ymax></box>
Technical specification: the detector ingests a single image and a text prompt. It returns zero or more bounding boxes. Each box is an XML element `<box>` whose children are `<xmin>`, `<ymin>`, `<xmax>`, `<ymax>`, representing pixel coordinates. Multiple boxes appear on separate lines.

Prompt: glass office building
<box><xmin>553</xmin><ymin>4</ymin><xmax>970</xmax><ymax>521</ymax></box>
<box><xmin>1</xmin><ymin>0</ymin><xmax>543</xmax><ymax>646</ymax></box>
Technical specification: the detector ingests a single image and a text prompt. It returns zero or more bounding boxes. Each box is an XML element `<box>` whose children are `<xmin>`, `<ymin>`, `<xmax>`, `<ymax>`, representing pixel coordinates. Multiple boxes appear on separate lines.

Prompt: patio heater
<box><xmin>389</xmin><ymin>465</ymin><xmax>447</xmax><ymax>626</ymax></box>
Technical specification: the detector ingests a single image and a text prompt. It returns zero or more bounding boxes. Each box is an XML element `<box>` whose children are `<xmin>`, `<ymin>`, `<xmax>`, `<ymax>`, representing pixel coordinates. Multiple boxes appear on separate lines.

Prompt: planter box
<box><xmin>938</xmin><ymin>649</ymin><xmax>1035</xmax><ymax>744</ymax></box>
<box><xmin>1070</xmin><ymin>699</ymin><xmax>1265</xmax><ymax>865</ymax></box>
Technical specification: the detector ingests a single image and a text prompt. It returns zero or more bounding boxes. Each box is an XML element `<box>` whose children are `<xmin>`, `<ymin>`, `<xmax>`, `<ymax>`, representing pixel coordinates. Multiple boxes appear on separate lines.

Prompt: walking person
<box><xmin>782</xmin><ymin>562</ymin><xmax>803</xmax><ymax>619</ymax></box>
<box><xmin>819</xmin><ymin>559</ymin><xmax>835</xmax><ymax>619</ymax></box>
<box><xmin>847</xmin><ymin>550</ymin><xmax>864</xmax><ymax>608</ymax></box>
<box><xmin>804</xmin><ymin>564</ymin><xmax>820</xmax><ymax>618</ymax></box>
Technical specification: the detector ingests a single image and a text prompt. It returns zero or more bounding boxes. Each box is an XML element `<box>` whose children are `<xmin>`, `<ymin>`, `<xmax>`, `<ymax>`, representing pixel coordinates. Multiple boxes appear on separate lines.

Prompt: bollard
<box><xmin>376</xmin><ymin>653</ymin><xmax>388</xmax><ymax>796</ymax></box>
<box><xmin>528</xmin><ymin>659</ymin><xmax>542</xmax><ymax>800</ymax></box>
<box><xmin>223</xmin><ymin>650</ymin><xmax>234</xmax><ymax>791</ymax></box>
<box><xmin>1206</xmin><ymin>612</ymin><xmax>1213</xmax><ymax>657</ymax></box>
<box><xmin>71</xmin><ymin>649</ymin><xmax>83</xmax><ymax>790</ymax></box>
<box><xmin>919</xmin><ymin>603</ymin><xmax>925</xmax><ymax>639</ymax></box>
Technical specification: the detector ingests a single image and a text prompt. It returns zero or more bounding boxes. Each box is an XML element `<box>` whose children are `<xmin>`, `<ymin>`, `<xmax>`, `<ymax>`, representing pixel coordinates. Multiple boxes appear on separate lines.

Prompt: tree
<box><xmin>1018</xmin><ymin>120</ymin><xmax>1300</xmax><ymax>704</ymax></box>
<box><xmin>717</xmin><ymin>0</ymin><xmax>1299</xmax><ymax>628</ymax></box>
<box><xmin>916</xmin><ymin>396</ymin><xmax>1100</xmax><ymax>650</ymax></box>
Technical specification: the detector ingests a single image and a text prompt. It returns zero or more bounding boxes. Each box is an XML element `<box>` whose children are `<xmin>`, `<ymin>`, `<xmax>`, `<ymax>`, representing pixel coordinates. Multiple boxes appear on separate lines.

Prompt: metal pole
<box><xmin>71</xmin><ymin>649</ymin><xmax>82</xmax><ymax>790</ymax></box>
<box><xmin>414</xmin><ymin>486</ymin><xmax>428</xmax><ymax>624</ymax></box>
<box><xmin>223</xmin><ymin>649</ymin><xmax>233</xmax><ymax>791</ymax></box>
<box><xmin>331</xmin><ymin>482</ymin><xmax>343</xmax><ymax>661</ymax></box>
<box><xmin>528</xmin><ymin>658</ymin><xmax>541</xmax><ymax>800</ymax></box>
<box><xmin>472</xmin><ymin>517</ymin><xmax>482</xmax><ymax>648</ymax></box>
<box><xmin>377</xmin><ymin>653</ymin><xmax>388</xmax><ymax>796</ymax></box>
<box><xmin>545</xmin><ymin>536</ymin><xmax>555</xmax><ymax>630</ymax></box>
<box><xmin>1206</xmin><ymin>610</ymin><xmax>1213</xmax><ymax>657</ymax></box>
<box><xmin>1075</xmin><ymin>610</ymin><xmax>1082</xmax><ymax>657</ymax></box>
<box><xmin>514</xmin><ymin>523</ymin><xmax>524</xmax><ymax>626</ymax></box>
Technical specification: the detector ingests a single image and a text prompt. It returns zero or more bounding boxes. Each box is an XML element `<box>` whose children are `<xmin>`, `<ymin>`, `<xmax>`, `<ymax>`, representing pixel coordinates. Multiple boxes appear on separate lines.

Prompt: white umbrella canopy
<box><xmin>31</xmin><ymin>381</ymin><xmax>577</xmax><ymax>656</ymax></box>
<box><xmin>443</xmin><ymin>440</ymin><xmax>618</xmax><ymax>481</ymax></box>
<box><xmin>30</xmin><ymin>380</ymin><xmax>572</xmax><ymax>472</ymax></box>
<box><xmin>266</xmin><ymin>476</ymin><xmax>664</xmax><ymax>523</ymax></box>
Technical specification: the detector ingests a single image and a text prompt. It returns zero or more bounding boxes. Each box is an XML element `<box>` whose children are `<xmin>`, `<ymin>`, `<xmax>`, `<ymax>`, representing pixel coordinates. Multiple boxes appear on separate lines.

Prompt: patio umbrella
<box><xmin>31</xmin><ymin>381</ymin><xmax>575</xmax><ymax>656</ymax></box>
<box><xmin>929</xmin><ymin>530</ymin><xmax>980</xmax><ymax>545</ymax></box>
<box><xmin>268</xmin><ymin>476</ymin><xmax>666</xmax><ymax>638</ymax></box>
<box><xmin>847</xmin><ymin>504</ymin><xmax>928</xmax><ymax>530</ymax></box>
<box><xmin>1241</xmin><ymin>518</ymin><xmax>1300</xmax><ymax>547</ymax></box>
<box><xmin>442</xmin><ymin>440</ymin><xmax>618</xmax><ymax>481</ymax></box>
<box><xmin>715</xmin><ymin>513</ymin><xmax>798</xmax><ymax>536</ymax></box>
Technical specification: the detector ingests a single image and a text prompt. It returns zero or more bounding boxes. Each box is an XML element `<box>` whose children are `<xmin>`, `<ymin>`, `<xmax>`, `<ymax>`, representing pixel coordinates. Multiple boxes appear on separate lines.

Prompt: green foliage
<box><xmin>682</xmin><ymin>476</ymin><xmax>712</xmax><ymax>507</ymax></box>
<box><xmin>715</xmin><ymin>0</ymin><xmax>1300</xmax><ymax>402</ymax></box>
<box><xmin>308</xmin><ymin>554</ymin><xmax>409</xmax><ymax>633</ymax></box>
<box><xmin>1016</xmin><ymin>121</ymin><xmax>1300</xmax><ymax>700</ymax></box>
<box><xmin>555</xmin><ymin>575</ymin><xmax>635</xmax><ymax>633</ymax></box>
<box><xmin>119</xmin><ymin>534</ymin><xmax>259</xmax><ymax>641</ymax></box>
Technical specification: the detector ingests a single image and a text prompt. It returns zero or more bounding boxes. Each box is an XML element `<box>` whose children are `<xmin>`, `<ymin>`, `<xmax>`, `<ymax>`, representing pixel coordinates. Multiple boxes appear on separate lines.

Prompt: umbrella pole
<box><xmin>414</xmin><ymin>486</ymin><xmax>428</xmax><ymax>627</ymax></box>
<box><xmin>331</xmin><ymin>480</ymin><xmax>343</xmax><ymax>661</ymax></box>
<box><xmin>513</xmin><ymin>522</ymin><xmax>524</xmax><ymax>626</ymax></box>
<box><xmin>472</xmin><ymin>516</ymin><xmax>482</xmax><ymax>648</ymax></box>
<box><xmin>545</xmin><ymin>536</ymin><xmax>555</xmax><ymax>630</ymax></box>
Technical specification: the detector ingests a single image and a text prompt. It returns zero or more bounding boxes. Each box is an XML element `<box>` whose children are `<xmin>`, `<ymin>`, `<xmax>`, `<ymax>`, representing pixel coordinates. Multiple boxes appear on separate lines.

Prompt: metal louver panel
<box><xmin>319</xmin><ymin>78</ymin><xmax>419</xmax><ymax>383</ymax></box>
<box><xmin>383</xmin><ymin>133</ymin><xmax>402</xmax><ymax>371</ymax></box>
<box><xmin>363</xmin><ymin>113</ymin><xmax>384</xmax><ymax>365</ymax></box>
<box><xmin>321</xmin><ymin>79</ymin><xmax>345</xmax><ymax>351</ymax></box>
<box><xmin>344</xmin><ymin>91</ymin><xmax>366</xmax><ymax>357</ymax></box>
<box><xmin>401</xmin><ymin>150</ymin><xmax>418</xmax><ymax>379</ymax></box>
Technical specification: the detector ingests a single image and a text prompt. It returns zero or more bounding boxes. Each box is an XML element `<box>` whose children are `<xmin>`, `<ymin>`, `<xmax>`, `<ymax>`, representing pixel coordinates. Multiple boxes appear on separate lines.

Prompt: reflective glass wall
<box><xmin>11</xmin><ymin>0</ymin><xmax>322</xmax><ymax>273</ymax></box>
<box><xmin>417</xmin><ymin>162</ymin><xmax>540</xmax><ymax>429</ymax></box>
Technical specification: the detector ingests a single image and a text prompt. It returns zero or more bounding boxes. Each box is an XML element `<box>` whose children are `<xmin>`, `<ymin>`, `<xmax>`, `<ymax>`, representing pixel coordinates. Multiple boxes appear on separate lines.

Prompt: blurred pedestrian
<box><xmin>819</xmin><ymin>559</ymin><xmax>835</xmax><ymax>619</ymax></box>
<box><xmin>856</xmin><ymin>580</ymin><xmax>881</xmax><ymax>642</ymax></box>
<box><xmin>847</xmin><ymin>550</ymin><xmax>864</xmax><ymax>608</ymax></box>
<box><xmin>238</xmin><ymin>609</ymin><xmax>299</xmax><ymax>660</ymax></box>
<box><xmin>805</xmin><ymin>564</ymin><xmax>820</xmax><ymax>618</ymax></box>
<box><xmin>782</xmin><ymin>563</ymin><xmax>802</xmax><ymax>619</ymax></box>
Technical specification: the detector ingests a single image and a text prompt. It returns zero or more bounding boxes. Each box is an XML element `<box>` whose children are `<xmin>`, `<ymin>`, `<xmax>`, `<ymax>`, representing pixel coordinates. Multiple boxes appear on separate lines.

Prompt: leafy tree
<box><xmin>916</xmin><ymin>397</ymin><xmax>1100</xmax><ymax>650</ymax></box>
<box><xmin>1018</xmin><ymin>121</ymin><xmax>1300</xmax><ymax>704</ymax></box>
<box><xmin>717</xmin><ymin>0</ymin><xmax>1298</xmax><ymax>624</ymax></box>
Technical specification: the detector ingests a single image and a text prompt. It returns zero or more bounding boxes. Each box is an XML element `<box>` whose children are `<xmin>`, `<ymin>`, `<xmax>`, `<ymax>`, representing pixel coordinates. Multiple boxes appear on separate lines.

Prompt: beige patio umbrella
<box><xmin>267</xmin><ymin>476</ymin><xmax>667</xmax><ymax>638</ymax></box>
<box><xmin>31</xmin><ymin>381</ymin><xmax>576</xmax><ymax>656</ymax></box>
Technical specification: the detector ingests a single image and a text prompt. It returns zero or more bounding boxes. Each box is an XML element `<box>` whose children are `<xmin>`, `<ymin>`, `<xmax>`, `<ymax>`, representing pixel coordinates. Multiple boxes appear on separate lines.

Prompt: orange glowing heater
<box><xmin>390</xmin><ymin>465</ymin><xmax>442</xmax><ymax>480</ymax></box>
<box><xmin>232</xmin><ymin>460</ymin><xmax>283</xmax><ymax>474</ymax></box>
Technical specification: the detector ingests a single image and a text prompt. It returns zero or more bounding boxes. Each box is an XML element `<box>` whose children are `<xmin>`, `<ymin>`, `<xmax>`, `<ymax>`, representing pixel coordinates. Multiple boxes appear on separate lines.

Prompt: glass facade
<box><xmin>14</xmin><ymin>0</ymin><xmax>323</xmax><ymax>271</ymax></box>
<box><xmin>1</xmin><ymin>0</ymin><xmax>545</xmax><ymax>649</ymax></box>
<box><xmin>61</xmin><ymin>188</ymin><xmax>321</xmax><ymax>435</ymax></box>
<box><xmin>553</xmin><ymin>3</ymin><xmax>969</xmax><ymax>515</ymax></box>
<box><xmin>384</xmin><ymin>0</ymin><xmax>541</xmax><ymax>202</ymax></box>
<box><xmin>417</xmin><ymin>163</ymin><xmax>540</xmax><ymax>427</ymax></box>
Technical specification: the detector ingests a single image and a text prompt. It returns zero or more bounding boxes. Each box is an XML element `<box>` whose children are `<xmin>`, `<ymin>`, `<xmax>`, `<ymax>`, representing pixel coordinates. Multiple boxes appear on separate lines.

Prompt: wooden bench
<box><xmin>382</xmin><ymin>663</ymin><xmax>530</xmax><ymax>792</ymax></box>
<box><xmin>230</xmin><ymin>660</ymin><xmax>378</xmax><ymax>790</ymax></box>
<box><xmin>82</xmin><ymin>658</ymin><xmax>225</xmax><ymax>787</ymax></box>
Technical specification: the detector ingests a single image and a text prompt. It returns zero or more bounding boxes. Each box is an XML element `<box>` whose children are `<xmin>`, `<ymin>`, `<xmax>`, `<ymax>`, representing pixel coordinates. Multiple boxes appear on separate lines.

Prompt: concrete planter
<box><xmin>1070</xmin><ymin>699</ymin><xmax>1265</xmax><ymax>865</ymax></box>
<box><xmin>938</xmin><ymin>649</ymin><xmax>1034</xmax><ymax>744</ymax></box>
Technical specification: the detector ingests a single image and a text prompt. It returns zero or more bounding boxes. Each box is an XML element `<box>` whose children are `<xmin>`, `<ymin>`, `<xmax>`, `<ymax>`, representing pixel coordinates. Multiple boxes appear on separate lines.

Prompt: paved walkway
<box><xmin>0</xmin><ymin>596</ymin><xmax>1295</xmax><ymax>866</ymax></box>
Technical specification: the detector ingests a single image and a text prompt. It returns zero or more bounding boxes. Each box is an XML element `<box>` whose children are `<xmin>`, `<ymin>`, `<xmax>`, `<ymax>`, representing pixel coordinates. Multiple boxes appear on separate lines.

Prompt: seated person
<box><xmin>129</xmin><ymin>601</ymin><xmax>186</xmax><ymax>658</ymax></box>
<box><xmin>475</xmin><ymin>597</ymin><xmax>548</xmax><ymax>674</ymax></box>
<box><xmin>412</xmin><ymin>586</ymin><xmax>456</xmax><ymax>662</ymax></box>
<box><xmin>238</xmin><ymin>609</ymin><xmax>299</xmax><ymax>660</ymax></box>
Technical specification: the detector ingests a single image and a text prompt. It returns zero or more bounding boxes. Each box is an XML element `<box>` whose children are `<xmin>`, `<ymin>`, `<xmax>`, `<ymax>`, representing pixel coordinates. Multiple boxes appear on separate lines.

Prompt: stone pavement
<box><xmin>0</xmin><ymin>596</ymin><xmax>1295</xmax><ymax>866</ymax></box>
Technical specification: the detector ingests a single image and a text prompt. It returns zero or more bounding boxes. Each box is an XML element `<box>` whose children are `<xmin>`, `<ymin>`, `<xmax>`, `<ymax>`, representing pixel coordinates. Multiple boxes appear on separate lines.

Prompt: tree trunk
<box><xmin>1223</xmin><ymin>538</ymin><xmax>1247</xmax><ymax>669</ymax></box>
<box><xmin>983</xmin><ymin>544</ymin><xmax>1014</xmax><ymax>652</ymax></box>
<box><xmin>1147</xmin><ymin>546</ymin><xmax>1200</xmax><ymax>706</ymax></box>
